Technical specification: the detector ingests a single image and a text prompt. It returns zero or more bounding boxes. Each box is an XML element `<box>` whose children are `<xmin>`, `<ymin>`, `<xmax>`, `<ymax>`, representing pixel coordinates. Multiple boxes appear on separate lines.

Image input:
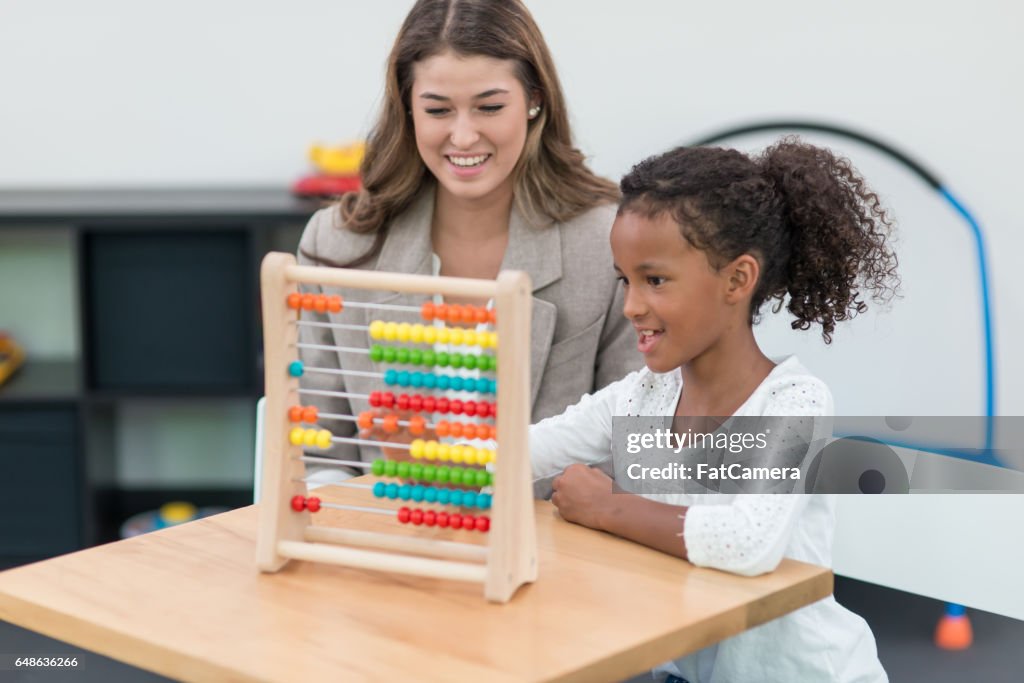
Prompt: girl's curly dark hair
<box><xmin>618</xmin><ymin>138</ymin><xmax>900</xmax><ymax>343</ymax></box>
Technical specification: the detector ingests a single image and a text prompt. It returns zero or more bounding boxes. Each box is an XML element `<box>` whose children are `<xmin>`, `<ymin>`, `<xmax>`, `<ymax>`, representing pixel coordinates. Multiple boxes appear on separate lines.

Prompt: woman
<box><xmin>297</xmin><ymin>0</ymin><xmax>640</xmax><ymax>479</ymax></box>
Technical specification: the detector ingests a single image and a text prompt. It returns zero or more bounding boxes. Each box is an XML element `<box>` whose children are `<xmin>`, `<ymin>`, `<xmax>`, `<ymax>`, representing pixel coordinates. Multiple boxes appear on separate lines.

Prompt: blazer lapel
<box><xmin>500</xmin><ymin>204</ymin><xmax>561</xmax><ymax>408</ymax></box>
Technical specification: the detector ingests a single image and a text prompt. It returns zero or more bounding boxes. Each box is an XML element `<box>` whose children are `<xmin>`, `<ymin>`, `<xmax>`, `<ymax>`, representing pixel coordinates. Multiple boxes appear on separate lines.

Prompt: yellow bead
<box><xmin>303</xmin><ymin>429</ymin><xmax>318</xmax><ymax>447</ymax></box>
<box><xmin>424</xmin><ymin>441</ymin><xmax>438</xmax><ymax>461</ymax></box>
<box><xmin>383</xmin><ymin>321</ymin><xmax>399</xmax><ymax>341</ymax></box>
<box><xmin>449</xmin><ymin>444</ymin><xmax>464</xmax><ymax>464</ymax></box>
<box><xmin>489</xmin><ymin>332</ymin><xmax>499</xmax><ymax>348</ymax></box>
<box><xmin>315</xmin><ymin>430</ymin><xmax>332</xmax><ymax>449</ymax></box>
<box><xmin>410</xmin><ymin>324</ymin><xmax>424</xmax><ymax>343</ymax></box>
<box><xmin>368</xmin><ymin>320</ymin><xmax>385</xmax><ymax>340</ymax></box>
<box><xmin>397</xmin><ymin>322</ymin><xmax>411</xmax><ymax>342</ymax></box>
<box><xmin>423</xmin><ymin>326</ymin><xmax>437</xmax><ymax>344</ymax></box>
<box><xmin>437</xmin><ymin>444</ymin><xmax>451</xmax><ymax>462</ymax></box>
<box><xmin>479</xmin><ymin>448</ymin><xmax>494</xmax><ymax>465</ymax></box>
<box><xmin>289</xmin><ymin>427</ymin><xmax>305</xmax><ymax>445</ymax></box>
<box><xmin>449</xmin><ymin>328</ymin><xmax>464</xmax><ymax>345</ymax></box>
<box><xmin>462</xmin><ymin>330</ymin><xmax>477</xmax><ymax>346</ymax></box>
<box><xmin>410</xmin><ymin>439</ymin><xmax>425</xmax><ymax>459</ymax></box>
<box><xmin>436</xmin><ymin>327</ymin><xmax>450</xmax><ymax>344</ymax></box>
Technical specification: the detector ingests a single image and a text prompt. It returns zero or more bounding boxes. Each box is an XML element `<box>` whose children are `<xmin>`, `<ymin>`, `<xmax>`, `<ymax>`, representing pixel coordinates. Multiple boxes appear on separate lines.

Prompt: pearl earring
<box><xmin>528</xmin><ymin>105</ymin><xmax>541</xmax><ymax>119</ymax></box>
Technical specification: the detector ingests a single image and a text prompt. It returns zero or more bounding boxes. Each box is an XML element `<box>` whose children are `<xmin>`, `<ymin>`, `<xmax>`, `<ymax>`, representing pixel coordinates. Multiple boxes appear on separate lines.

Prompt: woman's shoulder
<box><xmin>298</xmin><ymin>202</ymin><xmax>377</xmax><ymax>265</ymax></box>
<box><xmin>558</xmin><ymin>202</ymin><xmax>617</xmax><ymax>238</ymax></box>
<box><xmin>750</xmin><ymin>356</ymin><xmax>834</xmax><ymax>417</ymax></box>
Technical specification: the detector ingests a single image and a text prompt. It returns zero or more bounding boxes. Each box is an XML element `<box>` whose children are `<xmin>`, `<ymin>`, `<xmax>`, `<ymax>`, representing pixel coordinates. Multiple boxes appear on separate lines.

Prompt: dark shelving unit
<box><xmin>0</xmin><ymin>189</ymin><xmax>320</xmax><ymax>564</ymax></box>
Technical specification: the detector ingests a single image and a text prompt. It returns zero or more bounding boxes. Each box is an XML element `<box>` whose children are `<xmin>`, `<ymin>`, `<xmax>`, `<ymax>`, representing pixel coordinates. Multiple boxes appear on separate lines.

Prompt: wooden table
<box><xmin>0</xmin><ymin>483</ymin><xmax>832</xmax><ymax>683</ymax></box>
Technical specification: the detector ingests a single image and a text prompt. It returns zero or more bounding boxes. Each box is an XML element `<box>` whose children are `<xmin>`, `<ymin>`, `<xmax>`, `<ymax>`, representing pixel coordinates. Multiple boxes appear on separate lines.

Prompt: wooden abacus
<box><xmin>256</xmin><ymin>252</ymin><xmax>537</xmax><ymax>603</ymax></box>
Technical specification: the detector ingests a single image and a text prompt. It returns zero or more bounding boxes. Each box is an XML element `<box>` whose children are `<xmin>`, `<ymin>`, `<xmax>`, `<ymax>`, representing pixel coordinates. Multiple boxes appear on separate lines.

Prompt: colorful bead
<box><xmin>368</xmin><ymin>320</ymin><xmax>385</xmax><ymax>339</ymax></box>
<box><xmin>462</xmin><ymin>491</ymin><xmax>478</xmax><ymax>508</ymax></box>
<box><xmin>398</xmin><ymin>507</ymin><xmax>411</xmax><ymax>524</ymax></box>
<box><xmin>422</xmin><ymin>464</ymin><xmax>436</xmax><ymax>481</ymax></box>
<box><xmin>373</xmin><ymin>481</ymin><xmax>386</xmax><ymax>498</ymax></box>
<box><xmin>327</xmin><ymin>295</ymin><xmax>343</xmax><ymax>313</ymax></box>
<box><xmin>436</xmin><ymin>466</ymin><xmax>450</xmax><ymax>484</ymax></box>
<box><xmin>383</xmin><ymin>346</ymin><xmax>397</xmax><ymax>363</ymax></box>
<box><xmin>409</xmin><ymin>372</ymin><xmax>423</xmax><ymax>388</ymax></box>
<box><xmin>397</xmin><ymin>394</ymin><xmax>410</xmax><ymax>410</ymax></box>
<box><xmin>397</xmin><ymin>462</ymin><xmax>411</xmax><ymax>478</ymax></box>
<box><xmin>314</xmin><ymin>296</ymin><xmax>327</xmax><ymax>313</ymax></box>
<box><xmin>450</xmin><ymin>354</ymin><xmax>464</xmax><ymax>370</ymax></box>
<box><xmin>475</xmin><ymin>308</ymin><xmax>489</xmax><ymax>324</ymax></box>
<box><xmin>396</xmin><ymin>323</ymin><xmax>411</xmax><ymax>342</ymax></box>
<box><xmin>286</xmin><ymin>293</ymin><xmax>302</xmax><ymax>309</ymax></box>
<box><xmin>383</xmin><ymin>321</ymin><xmax>398</xmax><ymax>341</ymax></box>
<box><xmin>398</xmin><ymin>485</ymin><xmax>412</xmax><ymax>500</ymax></box>
<box><xmin>434</xmin><ymin>304</ymin><xmax>448</xmax><ymax>321</ymax></box>
<box><xmin>371</xmin><ymin>459</ymin><xmax>385</xmax><ymax>476</ymax></box>
<box><xmin>289</xmin><ymin>427</ymin><xmax>304</xmax><ymax>445</ymax></box>
<box><xmin>450</xmin><ymin>489</ymin><xmax>464</xmax><ymax>506</ymax></box>
<box><xmin>381</xmin><ymin>392</ymin><xmax>395</xmax><ymax>408</ymax></box>
<box><xmin>449</xmin><ymin>513</ymin><xmax>463</xmax><ymax>529</ymax></box>
<box><xmin>411</xmin><ymin>485</ymin><xmax>425</xmax><ymax>502</ymax></box>
<box><xmin>409</xmin><ymin>439</ymin><xmax>425</xmax><ymax>459</ymax></box>
<box><xmin>291</xmin><ymin>495</ymin><xmax>306</xmax><ymax>511</ymax></box>
<box><xmin>383</xmin><ymin>414</ymin><xmax>400</xmax><ymax>434</ymax></box>
<box><xmin>422</xmin><ymin>373</ymin><xmax>436</xmax><ymax>389</ymax></box>
<box><xmin>437</xmin><ymin>444</ymin><xmax>451</xmax><ymax>461</ymax></box>
<box><xmin>437</xmin><ymin>511</ymin><xmax>450</xmax><ymax>528</ymax></box>
<box><xmin>423</xmin><ymin>510</ymin><xmax>437</xmax><ymax>526</ymax></box>
<box><xmin>409</xmin><ymin>349</ymin><xmax>423</xmax><ymax>365</ymax></box>
<box><xmin>462</xmin><ymin>330</ymin><xmax>478</xmax><ymax>346</ymax></box>
<box><xmin>424</xmin><ymin>487</ymin><xmax>438</xmax><ymax>503</ymax></box>
<box><xmin>301</xmin><ymin>405</ymin><xmax>317</xmax><ymax>424</ymax></box>
<box><xmin>410</xmin><ymin>324</ymin><xmax>425</xmax><ymax>344</ymax></box>
<box><xmin>409</xmin><ymin>395</ymin><xmax>423</xmax><ymax>412</ymax></box>
<box><xmin>461</xmin><ymin>515</ymin><xmax>475</xmax><ymax>530</ymax></box>
<box><xmin>357</xmin><ymin>411</ymin><xmax>374</xmax><ymax>429</ymax></box>
<box><xmin>449</xmin><ymin>468</ymin><xmax>463</xmax><ymax>485</ymax></box>
<box><xmin>424</xmin><ymin>441</ymin><xmax>438</xmax><ymax>461</ymax></box>
<box><xmin>306</xmin><ymin>497</ymin><xmax>321</xmax><ymax>513</ymax></box>
<box><xmin>315</xmin><ymin>430</ymin><xmax>332</xmax><ymax>449</ymax></box>
<box><xmin>438</xmin><ymin>488</ymin><xmax>451</xmax><ymax>505</ymax></box>
<box><xmin>449</xmin><ymin>328</ymin><xmax>464</xmax><ymax>345</ymax></box>
<box><xmin>478</xmin><ymin>493</ymin><xmax>492</xmax><ymax>510</ymax></box>
<box><xmin>475</xmin><ymin>516</ymin><xmax>490</xmax><ymax>532</ymax></box>
<box><xmin>475</xmin><ymin>470</ymin><xmax>491</xmax><ymax>487</ymax></box>
<box><xmin>436</xmin><ymin>328</ymin><xmax>450</xmax><ymax>344</ymax></box>
<box><xmin>288</xmin><ymin>361</ymin><xmax>304</xmax><ymax>377</ymax></box>
<box><xmin>408</xmin><ymin>415</ymin><xmax>426</xmax><ymax>436</ymax></box>
<box><xmin>488</xmin><ymin>309</ymin><xmax>497</xmax><ymax>324</ymax></box>
<box><xmin>450</xmin><ymin>376</ymin><xmax>464</xmax><ymax>391</ymax></box>
<box><xmin>410</xmin><ymin>463</ymin><xmax>424</xmax><ymax>480</ymax></box>
<box><xmin>422</xmin><ymin>326</ymin><xmax>437</xmax><ymax>344</ymax></box>
<box><xmin>384</xmin><ymin>460</ymin><xmax>398</xmax><ymax>477</ymax></box>
<box><xmin>450</xmin><ymin>399</ymin><xmax>464</xmax><ymax>415</ymax></box>
<box><xmin>301</xmin><ymin>294</ymin><xmax>315</xmax><ymax>310</ymax></box>
<box><xmin>446</xmin><ymin>305</ymin><xmax>463</xmax><ymax>324</ymax></box>
<box><xmin>449</xmin><ymin>444</ymin><xmax>464</xmax><ymax>464</ymax></box>
<box><xmin>436</xmin><ymin>352</ymin><xmax>449</xmax><ymax>367</ymax></box>
<box><xmin>386</xmin><ymin>483</ymin><xmax>399</xmax><ymax>499</ymax></box>
<box><xmin>422</xmin><ymin>350</ymin><xmax>436</xmax><ymax>366</ymax></box>
<box><xmin>369</xmin><ymin>391</ymin><xmax>382</xmax><ymax>407</ymax></box>
<box><xmin>384</xmin><ymin>369</ymin><xmax>397</xmax><ymax>386</ymax></box>
<box><xmin>288</xmin><ymin>405</ymin><xmax>303</xmax><ymax>422</ymax></box>
<box><xmin>420</xmin><ymin>302</ymin><xmax>435</xmax><ymax>321</ymax></box>
<box><xmin>396</xmin><ymin>348</ymin><xmax>410</xmax><ymax>364</ymax></box>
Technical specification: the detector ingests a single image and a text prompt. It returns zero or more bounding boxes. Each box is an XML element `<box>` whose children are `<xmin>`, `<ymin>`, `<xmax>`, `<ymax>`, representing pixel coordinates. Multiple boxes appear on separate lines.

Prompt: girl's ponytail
<box><xmin>759</xmin><ymin>139</ymin><xmax>899</xmax><ymax>343</ymax></box>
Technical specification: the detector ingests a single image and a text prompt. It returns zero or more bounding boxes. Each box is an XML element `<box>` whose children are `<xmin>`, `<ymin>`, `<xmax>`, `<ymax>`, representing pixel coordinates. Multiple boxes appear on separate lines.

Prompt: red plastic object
<box><xmin>290</xmin><ymin>495</ymin><xmax>306</xmax><ymax>512</ymax></box>
<box><xmin>291</xmin><ymin>175</ymin><xmax>362</xmax><ymax>197</ymax></box>
<box><xmin>306</xmin><ymin>497</ymin><xmax>321</xmax><ymax>513</ymax></box>
<box><xmin>935</xmin><ymin>614</ymin><xmax>973</xmax><ymax>650</ymax></box>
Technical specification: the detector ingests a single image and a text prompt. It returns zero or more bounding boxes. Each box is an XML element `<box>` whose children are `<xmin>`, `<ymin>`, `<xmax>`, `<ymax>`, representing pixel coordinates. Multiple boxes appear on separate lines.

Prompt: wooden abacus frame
<box><xmin>256</xmin><ymin>252</ymin><xmax>537</xmax><ymax>603</ymax></box>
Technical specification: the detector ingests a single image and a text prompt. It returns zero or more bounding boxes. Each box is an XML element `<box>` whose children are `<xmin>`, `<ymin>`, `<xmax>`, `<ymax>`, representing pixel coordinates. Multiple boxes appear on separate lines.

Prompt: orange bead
<box><xmin>288</xmin><ymin>405</ymin><xmax>303</xmax><ymax>422</ymax></box>
<box><xmin>461</xmin><ymin>307</ymin><xmax>476</xmax><ymax>324</ymax></box>
<box><xmin>420</xmin><ymin>301</ymin><xmax>435</xmax><ymax>321</ymax></box>
<box><xmin>314</xmin><ymin>295</ymin><xmax>328</xmax><ymax>313</ymax></box>
<box><xmin>383</xmin><ymin>414</ymin><xmax>400</xmax><ymax>434</ymax></box>
<box><xmin>435</xmin><ymin>420</ymin><xmax>450</xmax><ymax>438</ymax></box>
<box><xmin>286</xmin><ymin>293</ymin><xmax>302</xmax><ymax>309</ymax></box>
<box><xmin>488</xmin><ymin>309</ymin><xmax>497</xmax><ymax>324</ymax></box>
<box><xmin>445</xmin><ymin>304</ymin><xmax>461</xmax><ymax>324</ymax></box>
<box><xmin>408</xmin><ymin>415</ymin><xmax>426</xmax><ymax>436</ymax></box>
<box><xmin>487</xmin><ymin>425</ymin><xmax>497</xmax><ymax>440</ymax></box>
<box><xmin>434</xmin><ymin>304</ymin><xmax>448</xmax><ymax>321</ymax></box>
<box><xmin>357</xmin><ymin>411</ymin><xmax>374</xmax><ymax>429</ymax></box>
<box><xmin>449</xmin><ymin>422</ymin><xmax>463</xmax><ymax>438</ymax></box>
<box><xmin>474</xmin><ymin>308</ymin><xmax>488</xmax><ymax>324</ymax></box>
<box><xmin>302</xmin><ymin>406</ymin><xmax>318</xmax><ymax>423</ymax></box>
<box><xmin>301</xmin><ymin>293</ymin><xmax>315</xmax><ymax>310</ymax></box>
<box><xmin>462</xmin><ymin>424</ymin><xmax>477</xmax><ymax>439</ymax></box>
<box><xmin>327</xmin><ymin>295</ymin><xmax>342</xmax><ymax>313</ymax></box>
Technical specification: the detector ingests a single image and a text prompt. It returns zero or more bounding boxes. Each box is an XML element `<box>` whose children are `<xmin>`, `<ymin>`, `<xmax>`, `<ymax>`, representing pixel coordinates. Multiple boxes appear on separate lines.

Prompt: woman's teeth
<box><xmin>448</xmin><ymin>155</ymin><xmax>489</xmax><ymax>167</ymax></box>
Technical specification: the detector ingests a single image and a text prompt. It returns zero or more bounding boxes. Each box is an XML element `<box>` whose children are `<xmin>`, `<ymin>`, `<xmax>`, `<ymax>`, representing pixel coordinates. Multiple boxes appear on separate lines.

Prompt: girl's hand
<box><xmin>550</xmin><ymin>464</ymin><xmax>613</xmax><ymax>531</ymax></box>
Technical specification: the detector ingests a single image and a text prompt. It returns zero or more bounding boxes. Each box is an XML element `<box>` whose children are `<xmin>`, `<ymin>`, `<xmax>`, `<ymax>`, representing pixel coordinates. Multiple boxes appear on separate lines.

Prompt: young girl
<box><xmin>531</xmin><ymin>140</ymin><xmax>898</xmax><ymax>682</ymax></box>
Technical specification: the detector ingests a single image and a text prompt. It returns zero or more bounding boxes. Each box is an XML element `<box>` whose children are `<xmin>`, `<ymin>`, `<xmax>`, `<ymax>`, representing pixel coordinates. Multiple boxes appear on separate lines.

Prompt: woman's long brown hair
<box><xmin>309</xmin><ymin>0</ymin><xmax>619</xmax><ymax>268</ymax></box>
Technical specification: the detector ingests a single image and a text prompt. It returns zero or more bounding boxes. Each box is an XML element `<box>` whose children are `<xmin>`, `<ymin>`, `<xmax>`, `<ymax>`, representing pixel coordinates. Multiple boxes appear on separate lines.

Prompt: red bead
<box><xmin>488</xmin><ymin>402</ymin><xmax>497</xmax><ymax>418</ymax></box>
<box><xmin>475</xmin><ymin>516</ymin><xmax>490</xmax><ymax>532</ymax></box>
<box><xmin>288</xmin><ymin>405</ymin><xmax>303</xmax><ymax>422</ymax></box>
<box><xmin>462</xmin><ymin>514</ymin><xmax>476</xmax><ymax>530</ymax></box>
<box><xmin>450</xmin><ymin>399</ymin><xmax>464</xmax><ymax>415</ymax></box>
<box><xmin>422</xmin><ymin>396</ymin><xmax>436</xmax><ymax>413</ymax></box>
<box><xmin>436</xmin><ymin>512</ymin><xmax>450</xmax><ymax>528</ymax></box>
<box><xmin>306</xmin><ymin>497</ymin><xmax>321</xmax><ymax>513</ymax></box>
<box><xmin>286</xmin><ymin>293</ymin><xmax>302</xmax><ymax>309</ymax></box>
<box><xmin>397</xmin><ymin>394</ymin><xmax>411</xmax><ymax>410</ymax></box>
<box><xmin>369</xmin><ymin>391</ymin><xmax>382</xmax><ymax>407</ymax></box>
<box><xmin>327</xmin><ymin>295</ymin><xmax>342</xmax><ymax>313</ymax></box>
<box><xmin>423</xmin><ymin>510</ymin><xmax>437</xmax><ymax>526</ymax></box>
<box><xmin>420</xmin><ymin>302</ymin><xmax>435</xmax><ymax>321</ymax></box>
<box><xmin>410</xmin><ymin>509</ymin><xmax>424</xmax><ymax>525</ymax></box>
<box><xmin>463</xmin><ymin>400</ymin><xmax>477</xmax><ymax>417</ymax></box>
<box><xmin>449</xmin><ymin>513</ymin><xmax>462</xmax><ymax>529</ymax></box>
<box><xmin>409</xmin><ymin>395</ymin><xmax>423</xmax><ymax>412</ymax></box>
<box><xmin>397</xmin><ymin>507</ymin><xmax>412</xmax><ymax>524</ymax></box>
<box><xmin>381</xmin><ymin>392</ymin><xmax>395</xmax><ymax>408</ymax></box>
<box><xmin>436</xmin><ymin>398</ymin><xmax>450</xmax><ymax>414</ymax></box>
<box><xmin>290</xmin><ymin>495</ymin><xmax>306</xmax><ymax>512</ymax></box>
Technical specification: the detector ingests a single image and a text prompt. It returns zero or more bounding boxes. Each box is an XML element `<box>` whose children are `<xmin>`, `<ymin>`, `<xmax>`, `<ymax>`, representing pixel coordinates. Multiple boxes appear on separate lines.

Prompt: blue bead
<box><xmin>386</xmin><ymin>483</ymin><xmax>399</xmax><ymax>499</ymax></box>
<box><xmin>438</xmin><ymin>489</ymin><xmax>451</xmax><ymax>504</ymax></box>
<box><xmin>411</xmin><ymin>485</ymin><xmax>425</xmax><ymax>502</ymax></box>
<box><xmin>373</xmin><ymin>482</ymin><xmax>386</xmax><ymax>498</ymax></box>
<box><xmin>462</xmin><ymin>491</ymin><xmax>478</xmax><ymax>508</ymax></box>
<box><xmin>463</xmin><ymin>378</ymin><xmax>476</xmax><ymax>392</ymax></box>
<box><xmin>478</xmin><ymin>493</ymin><xmax>492</xmax><ymax>510</ymax></box>
<box><xmin>410</xmin><ymin>372</ymin><xmax>423</xmax><ymax>388</ymax></box>
<box><xmin>288</xmin><ymin>361</ymin><xmax>304</xmax><ymax>377</ymax></box>
<box><xmin>424</xmin><ymin>487</ymin><xmax>438</xmax><ymax>503</ymax></box>
<box><xmin>451</xmin><ymin>376</ymin><xmax>464</xmax><ymax>391</ymax></box>
<box><xmin>437</xmin><ymin>375</ymin><xmax>450</xmax><ymax>390</ymax></box>
<box><xmin>397</xmin><ymin>371</ymin><xmax>410</xmax><ymax>386</ymax></box>
<box><xmin>384</xmin><ymin>369</ymin><xmax>398</xmax><ymax>385</ymax></box>
<box><xmin>423</xmin><ymin>373</ymin><xmax>437</xmax><ymax>389</ymax></box>
<box><xmin>450</xmin><ymin>490</ymin><xmax>464</xmax><ymax>506</ymax></box>
<box><xmin>398</xmin><ymin>484</ymin><xmax>412</xmax><ymax>500</ymax></box>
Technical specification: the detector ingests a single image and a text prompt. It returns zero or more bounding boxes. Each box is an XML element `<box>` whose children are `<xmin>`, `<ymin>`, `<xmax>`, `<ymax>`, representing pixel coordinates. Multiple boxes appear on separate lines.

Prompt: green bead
<box><xmin>397</xmin><ymin>462</ymin><xmax>411</xmax><ymax>478</ymax></box>
<box><xmin>384</xmin><ymin>460</ymin><xmax>398</xmax><ymax>477</ymax></box>
<box><xmin>409</xmin><ymin>349</ymin><xmax>423</xmax><ymax>365</ymax></box>
<box><xmin>371</xmin><ymin>459</ymin><xmax>385</xmax><ymax>476</ymax></box>
<box><xmin>463</xmin><ymin>355</ymin><xmax>477</xmax><ymax>370</ymax></box>
<box><xmin>475</xmin><ymin>469</ymin><xmax>490</xmax><ymax>487</ymax></box>
<box><xmin>422</xmin><ymin>464</ymin><xmax>437</xmax><ymax>481</ymax></box>
<box><xmin>383</xmin><ymin>346</ymin><xmax>397</xmax><ymax>362</ymax></box>
<box><xmin>436</xmin><ymin>466</ymin><xmax>450</xmax><ymax>484</ymax></box>
<box><xmin>422</xmin><ymin>350</ymin><xmax>436</xmax><ymax>367</ymax></box>
<box><xmin>370</xmin><ymin>345</ymin><xmax>384</xmax><ymax>362</ymax></box>
<box><xmin>449</xmin><ymin>468</ymin><xmax>464</xmax><ymax>485</ymax></box>
<box><xmin>450</xmin><ymin>354</ymin><xmax>464</xmax><ymax>369</ymax></box>
<box><xmin>396</xmin><ymin>348</ymin><xmax>410</xmax><ymax>363</ymax></box>
<box><xmin>487</xmin><ymin>356</ymin><xmax>497</xmax><ymax>371</ymax></box>
<box><xmin>410</xmin><ymin>463</ymin><xmax>424</xmax><ymax>480</ymax></box>
<box><xmin>436</xmin><ymin>352</ymin><xmax>450</xmax><ymax>367</ymax></box>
